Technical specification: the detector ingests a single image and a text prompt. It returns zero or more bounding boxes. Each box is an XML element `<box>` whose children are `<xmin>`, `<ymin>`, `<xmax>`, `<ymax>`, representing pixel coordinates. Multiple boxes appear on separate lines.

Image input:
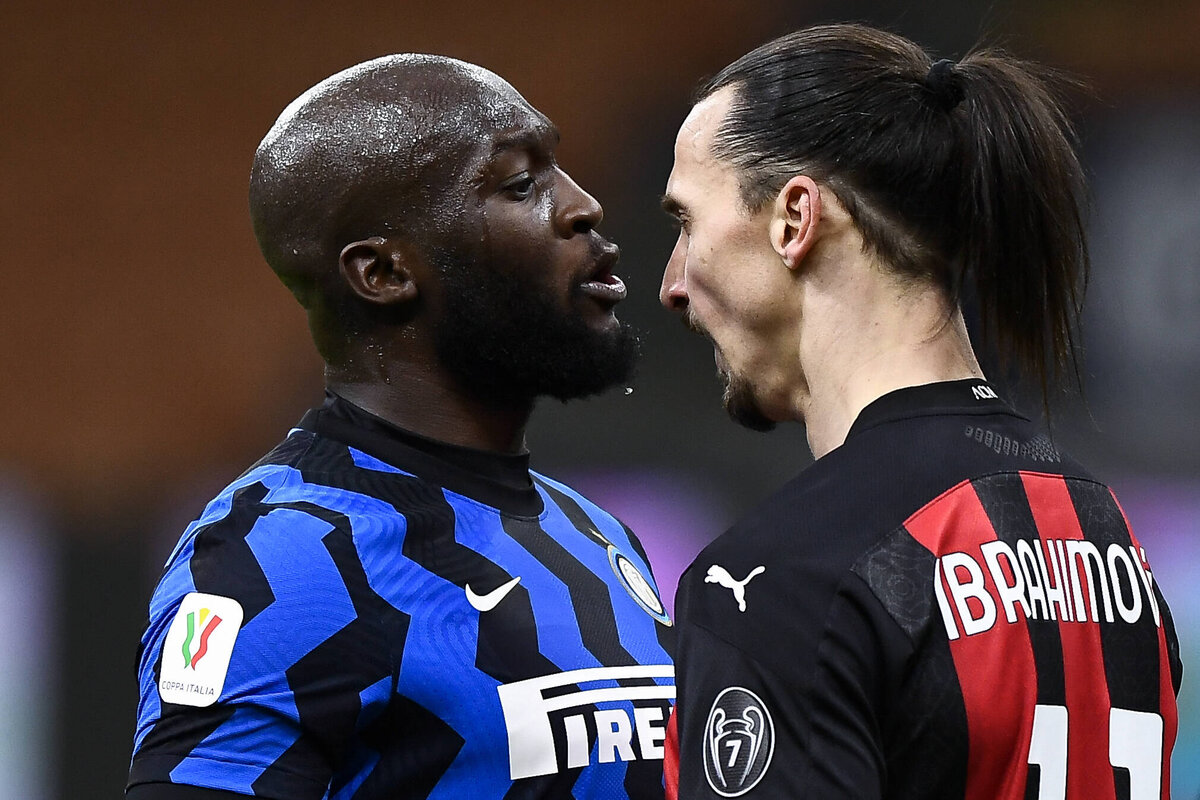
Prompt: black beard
<box><xmin>433</xmin><ymin>260</ymin><xmax>640</xmax><ymax>404</ymax></box>
<box><xmin>721</xmin><ymin>369</ymin><xmax>776</xmax><ymax>432</ymax></box>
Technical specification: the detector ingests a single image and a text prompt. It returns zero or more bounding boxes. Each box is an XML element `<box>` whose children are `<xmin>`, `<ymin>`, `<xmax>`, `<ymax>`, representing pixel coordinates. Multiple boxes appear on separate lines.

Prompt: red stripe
<box><xmin>664</xmin><ymin>705</ymin><xmax>679</xmax><ymax>800</ymax></box>
<box><xmin>1109</xmin><ymin>490</ymin><xmax>1177</xmax><ymax>799</ymax></box>
<box><xmin>1021</xmin><ymin>474</ymin><xmax>1114</xmax><ymax>800</ymax></box>
<box><xmin>905</xmin><ymin>480</ymin><xmax>1037</xmax><ymax>800</ymax></box>
<box><xmin>190</xmin><ymin>614</ymin><xmax>223</xmax><ymax>668</ymax></box>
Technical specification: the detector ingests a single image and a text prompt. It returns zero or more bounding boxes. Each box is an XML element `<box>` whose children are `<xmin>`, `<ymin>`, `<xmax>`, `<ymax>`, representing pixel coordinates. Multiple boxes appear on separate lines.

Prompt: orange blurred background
<box><xmin>2</xmin><ymin>2</ymin><xmax>1198</xmax><ymax>796</ymax></box>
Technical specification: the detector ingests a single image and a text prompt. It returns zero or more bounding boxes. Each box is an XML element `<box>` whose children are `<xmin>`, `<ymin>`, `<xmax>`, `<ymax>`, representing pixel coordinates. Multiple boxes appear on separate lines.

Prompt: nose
<box><xmin>659</xmin><ymin>234</ymin><xmax>689</xmax><ymax>312</ymax></box>
<box><xmin>555</xmin><ymin>168</ymin><xmax>604</xmax><ymax>237</ymax></box>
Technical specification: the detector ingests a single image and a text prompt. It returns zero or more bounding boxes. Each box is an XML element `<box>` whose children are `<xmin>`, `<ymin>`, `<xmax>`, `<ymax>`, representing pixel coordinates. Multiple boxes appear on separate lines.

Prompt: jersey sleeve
<box><xmin>673</xmin><ymin>563</ymin><xmax>912</xmax><ymax>799</ymax></box>
<box><xmin>129</xmin><ymin>481</ymin><xmax>396</xmax><ymax>799</ymax></box>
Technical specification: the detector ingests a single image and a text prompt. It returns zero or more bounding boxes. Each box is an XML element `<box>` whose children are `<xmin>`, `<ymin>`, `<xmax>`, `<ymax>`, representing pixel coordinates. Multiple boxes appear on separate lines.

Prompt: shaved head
<box><xmin>249</xmin><ymin>54</ymin><xmax>538</xmax><ymax>321</ymax></box>
<box><xmin>248</xmin><ymin>54</ymin><xmax>634</xmax><ymax>407</ymax></box>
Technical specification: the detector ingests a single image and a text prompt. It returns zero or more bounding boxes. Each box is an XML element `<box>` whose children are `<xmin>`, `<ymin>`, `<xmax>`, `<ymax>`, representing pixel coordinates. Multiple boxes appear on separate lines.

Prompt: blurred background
<box><xmin>2</xmin><ymin>1</ymin><xmax>1198</xmax><ymax>796</ymax></box>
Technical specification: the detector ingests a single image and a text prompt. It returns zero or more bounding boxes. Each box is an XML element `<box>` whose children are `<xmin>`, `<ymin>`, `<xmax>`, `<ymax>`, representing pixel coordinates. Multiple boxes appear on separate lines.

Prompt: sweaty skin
<box><xmin>250</xmin><ymin>56</ymin><xmax>633</xmax><ymax>454</ymax></box>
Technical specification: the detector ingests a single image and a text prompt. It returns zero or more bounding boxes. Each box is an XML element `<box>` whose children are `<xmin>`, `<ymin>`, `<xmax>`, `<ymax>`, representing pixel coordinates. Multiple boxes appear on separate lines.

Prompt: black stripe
<box><xmin>1157</xmin><ymin>586</ymin><xmax>1184</xmax><ymax>695</ymax></box>
<box><xmin>189</xmin><ymin>481</ymin><xmax>277</xmax><ymax>623</ymax></box>
<box><xmin>501</xmin><ymin>513</ymin><xmax>639</xmax><ymax>670</ymax></box>
<box><xmin>240</xmin><ymin>429</ymin><xmax>317</xmax><ymax>476</ymax></box>
<box><xmin>248</xmin><ymin>737</ymin><xmax>330</xmax><ymax>800</ymax></box>
<box><xmin>303</xmin><ymin>437</ymin><xmax>562</xmax><ymax>685</ymax></box>
<box><xmin>1065</xmin><ymin>480</ymin><xmax>1161</xmax><ymax>714</ymax></box>
<box><xmin>972</xmin><ymin>473</ymin><xmax>1067</xmax><ymax>706</ymax></box>
<box><xmin>528</xmin><ymin>480</ymin><xmax>667</xmax><ymax>684</ymax></box>
<box><xmin>127</xmin><ymin>704</ymin><xmax>237</xmax><ymax>787</ymax></box>
<box><xmin>349</xmin><ymin>693</ymin><xmax>466</xmax><ymax>800</ymax></box>
<box><xmin>266</xmin><ymin>527</ymin><xmax>411</xmax><ymax>790</ymax></box>
<box><xmin>135</xmin><ymin>480</ymin><xmax>284</xmax><ymax>780</ymax></box>
<box><xmin>855</xmin><ymin>530</ymin><xmax>968</xmax><ymax>799</ymax></box>
<box><xmin>533</xmin><ymin>478</ymin><xmax>613</xmax><ymax>547</ymax></box>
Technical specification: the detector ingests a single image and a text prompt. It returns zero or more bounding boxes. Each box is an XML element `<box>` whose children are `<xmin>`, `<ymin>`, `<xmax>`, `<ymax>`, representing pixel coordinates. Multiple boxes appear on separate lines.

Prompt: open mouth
<box><xmin>578</xmin><ymin>248</ymin><xmax>627</xmax><ymax>305</ymax></box>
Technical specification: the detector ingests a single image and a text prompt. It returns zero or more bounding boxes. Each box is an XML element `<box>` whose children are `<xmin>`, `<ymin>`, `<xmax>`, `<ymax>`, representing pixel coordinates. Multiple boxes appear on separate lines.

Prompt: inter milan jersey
<box><xmin>129</xmin><ymin>395</ymin><xmax>675</xmax><ymax>799</ymax></box>
<box><xmin>667</xmin><ymin>380</ymin><xmax>1181</xmax><ymax>800</ymax></box>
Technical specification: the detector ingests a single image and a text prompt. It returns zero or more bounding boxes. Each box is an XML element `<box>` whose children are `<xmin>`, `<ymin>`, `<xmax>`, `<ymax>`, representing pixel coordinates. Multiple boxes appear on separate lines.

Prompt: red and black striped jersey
<box><xmin>666</xmin><ymin>379</ymin><xmax>1182</xmax><ymax>800</ymax></box>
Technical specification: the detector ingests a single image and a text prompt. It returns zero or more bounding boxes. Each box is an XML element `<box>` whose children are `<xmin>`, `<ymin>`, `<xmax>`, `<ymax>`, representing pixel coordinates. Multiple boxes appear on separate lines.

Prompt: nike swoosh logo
<box><xmin>465</xmin><ymin>576</ymin><xmax>521</xmax><ymax>612</ymax></box>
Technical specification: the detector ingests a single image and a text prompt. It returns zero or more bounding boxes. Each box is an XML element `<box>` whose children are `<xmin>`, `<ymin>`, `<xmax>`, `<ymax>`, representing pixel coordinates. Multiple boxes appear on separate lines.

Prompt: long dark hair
<box><xmin>700</xmin><ymin>23</ymin><xmax>1088</xmax><ymax>403</ymax></box>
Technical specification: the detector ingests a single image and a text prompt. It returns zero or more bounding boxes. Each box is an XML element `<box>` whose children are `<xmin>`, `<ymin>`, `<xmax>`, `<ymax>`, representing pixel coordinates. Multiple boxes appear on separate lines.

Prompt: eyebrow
<box><xmin>491</xmin><ymin>123</ymin><xmax>560</xmax><ymax>157</ymax></box>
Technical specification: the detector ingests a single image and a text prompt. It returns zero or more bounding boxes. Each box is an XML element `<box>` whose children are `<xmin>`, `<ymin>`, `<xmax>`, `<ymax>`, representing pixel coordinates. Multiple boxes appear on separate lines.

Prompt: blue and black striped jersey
<box><xmin>129</xmin><ymin>395</ymin><xmax>675</xmax><ymax>799</ymax></box>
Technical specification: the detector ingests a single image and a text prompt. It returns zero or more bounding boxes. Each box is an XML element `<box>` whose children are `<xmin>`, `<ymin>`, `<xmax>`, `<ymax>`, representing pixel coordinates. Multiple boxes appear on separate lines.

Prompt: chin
<box><xmin>721</xmin><ymin>374</ymin><xmax>776</xmax><ymax>433</ymax></box>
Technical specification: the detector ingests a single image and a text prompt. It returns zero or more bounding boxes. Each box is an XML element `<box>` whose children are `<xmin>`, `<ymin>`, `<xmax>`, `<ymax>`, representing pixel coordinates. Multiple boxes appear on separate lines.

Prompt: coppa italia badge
<box><xmin>703</xmin><ymin>686</ymin><xmax>775</xmax><ymax>797</ymax></box>
<box><xmin>158</xmin><ymin>592</ymin><xmax>243</xmax><ymax>707</ymax></box>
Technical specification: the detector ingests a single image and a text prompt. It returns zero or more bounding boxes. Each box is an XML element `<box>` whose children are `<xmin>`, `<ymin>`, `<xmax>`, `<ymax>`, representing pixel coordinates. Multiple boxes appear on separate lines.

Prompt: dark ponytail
<box><xmin>953</xmin><ymin>50</ymin><xmax>1088</xmax><ymax>400</ymax></box>
<box><xmin>699</xmin><ymin>24</ymin><xmax>1089</xmax><ymax>404</ymax></box>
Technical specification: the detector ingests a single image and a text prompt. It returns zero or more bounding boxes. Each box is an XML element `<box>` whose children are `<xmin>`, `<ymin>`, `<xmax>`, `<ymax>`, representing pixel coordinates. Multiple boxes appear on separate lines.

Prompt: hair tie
<box><xmin>924</xmin><ymin>58</ymin><xmax>965</xmax><ymax>111</ymax></box>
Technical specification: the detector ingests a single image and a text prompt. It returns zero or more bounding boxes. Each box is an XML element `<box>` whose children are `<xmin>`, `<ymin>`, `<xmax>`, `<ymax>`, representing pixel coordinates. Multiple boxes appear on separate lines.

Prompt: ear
<box><xmin>339</xmin><ymin>237</ymin><xmax>420</xmax><ymax>306</ymax></box>
<box><xmin>768</xmin><ymin>175</ymin><xmax>821</xmax><ymax>270</ymax></box>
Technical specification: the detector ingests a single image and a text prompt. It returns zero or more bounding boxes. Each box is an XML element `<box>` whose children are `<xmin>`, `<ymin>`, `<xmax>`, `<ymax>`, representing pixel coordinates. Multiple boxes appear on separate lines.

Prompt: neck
<box><xmin>794</xmin><ymin>274</ymin><xmax>983</xmax><ymax>459</ymax></box>
<box><xmin>326</xmin><ymin>367</ymin><xmax>534</xmax><ymax>455</ymax></box>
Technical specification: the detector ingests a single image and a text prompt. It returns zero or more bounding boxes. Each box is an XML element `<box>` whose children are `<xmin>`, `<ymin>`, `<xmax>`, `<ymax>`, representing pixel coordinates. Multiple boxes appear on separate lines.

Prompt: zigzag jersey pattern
<box><xmin>130</xmin><ymin>394</ymin><xmax>675</xmax><ymax>799</ymax></box>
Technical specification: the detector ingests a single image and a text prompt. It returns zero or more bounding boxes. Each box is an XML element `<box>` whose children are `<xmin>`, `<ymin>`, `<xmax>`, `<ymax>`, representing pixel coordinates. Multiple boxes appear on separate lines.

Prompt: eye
<box><xmin>501</xmin><ymin>173</ymin><xmax>535</xmax><ymax>200</ymax></box>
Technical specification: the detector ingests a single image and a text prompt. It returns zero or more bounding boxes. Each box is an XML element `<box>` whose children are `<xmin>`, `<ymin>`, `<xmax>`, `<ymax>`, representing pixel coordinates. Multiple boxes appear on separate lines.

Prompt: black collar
<box><xmin>846</xmin><ymin>379</ymin><xmax>1025</xmax><ymax>441</ymax></box>
<box><xmin>298</xmin><ymin>393</ymin><xmax>544</xmax><ymax>517</ymax></box>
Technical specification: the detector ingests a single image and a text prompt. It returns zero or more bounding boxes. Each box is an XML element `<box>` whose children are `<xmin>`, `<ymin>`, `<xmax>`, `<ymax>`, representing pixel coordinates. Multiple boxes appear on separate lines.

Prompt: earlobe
<box><xmin>769</xmin><ymin>176</ymin><xmax>821</xmax><ymax>270</ymax></box>
<box><xmin>339</xmin><ymin>238</ymin><xmax>420</xmax><ymax>305</ymax></box>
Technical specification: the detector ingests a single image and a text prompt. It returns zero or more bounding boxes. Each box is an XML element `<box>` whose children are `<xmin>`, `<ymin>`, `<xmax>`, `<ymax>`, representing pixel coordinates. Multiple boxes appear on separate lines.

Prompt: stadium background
<box><xmin>2</xmin><ymin>1</ymin><xmax>1198</xmax><ymax>796</ymax></box>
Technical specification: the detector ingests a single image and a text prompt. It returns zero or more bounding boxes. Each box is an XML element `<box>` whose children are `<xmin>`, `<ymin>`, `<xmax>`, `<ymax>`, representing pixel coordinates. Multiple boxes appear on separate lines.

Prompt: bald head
<box><xmin>249</xmin><ymin>55</ymin><xmax>537</xmax><ymax>309</ymax></box>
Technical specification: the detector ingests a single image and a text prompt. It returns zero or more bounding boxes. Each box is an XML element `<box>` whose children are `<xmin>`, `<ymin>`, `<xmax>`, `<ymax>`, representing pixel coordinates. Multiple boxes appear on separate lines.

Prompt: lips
<box><xmin>578</xmin><ymin>245</ymin><xmax>627</xmax><ymax>305</ymax></box>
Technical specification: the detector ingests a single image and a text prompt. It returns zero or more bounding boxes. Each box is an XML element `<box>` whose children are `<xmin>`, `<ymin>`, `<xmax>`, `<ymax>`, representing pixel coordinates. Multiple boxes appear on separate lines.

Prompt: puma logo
<box><xmin>705</xmin><ymin>564</ymin><xmax>765</xmax><ymax>612</ymax></box>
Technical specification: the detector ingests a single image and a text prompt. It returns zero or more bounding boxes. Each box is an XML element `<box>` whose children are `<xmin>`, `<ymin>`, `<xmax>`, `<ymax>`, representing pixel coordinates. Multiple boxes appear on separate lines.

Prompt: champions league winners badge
<box><xmin>703</xmin><ymin>687</ymin><xmax>775</xmax><ymax>797</ymax></box>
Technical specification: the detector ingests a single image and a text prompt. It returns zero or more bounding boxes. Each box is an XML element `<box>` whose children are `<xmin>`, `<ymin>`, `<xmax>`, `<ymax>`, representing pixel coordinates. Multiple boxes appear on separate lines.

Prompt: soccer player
<box><xmin>658</xmin><ymin>23</ymin><xmax>1182</xmax><ymax>800</ymax></box>
<box><xmin>127</xmin><ymin>55</ymin><xmax>675</xmax><ymax>800</ymax></box>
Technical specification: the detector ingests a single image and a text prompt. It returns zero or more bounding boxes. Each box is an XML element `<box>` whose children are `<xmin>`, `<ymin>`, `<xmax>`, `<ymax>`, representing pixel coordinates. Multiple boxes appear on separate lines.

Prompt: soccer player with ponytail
<box><xmin>660</xmin><ymin>23</ymin><xmax>1181</xmax><ymax>799</ymax></box>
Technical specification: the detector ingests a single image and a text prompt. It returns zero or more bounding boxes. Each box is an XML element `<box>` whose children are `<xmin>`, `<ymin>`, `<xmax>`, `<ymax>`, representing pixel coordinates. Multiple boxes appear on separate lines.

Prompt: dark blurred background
<box><xmin>2</xmin><ymin>1</ymin><xmax>1198</xmax><ymax>797</ymax></box>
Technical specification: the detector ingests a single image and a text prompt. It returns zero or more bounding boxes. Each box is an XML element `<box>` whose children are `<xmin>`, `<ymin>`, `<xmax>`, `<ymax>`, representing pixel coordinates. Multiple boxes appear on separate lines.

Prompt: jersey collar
<box><xmin>845</xmin><ymin>379</ymin><xmax>1026</xmax><ymax>442</ymax></box>
<box><xmin>300</xmin><ymin>393</ymin><xmax>545</xmax><ymax>517</ymax></box>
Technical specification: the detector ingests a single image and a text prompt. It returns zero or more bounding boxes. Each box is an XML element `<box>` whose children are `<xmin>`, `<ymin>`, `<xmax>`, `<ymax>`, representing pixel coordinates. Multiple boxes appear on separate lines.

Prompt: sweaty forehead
<box><xmin>259</xmin><ymin>55</ymin><xmax>537</xmax><ymax>168</ymax></box>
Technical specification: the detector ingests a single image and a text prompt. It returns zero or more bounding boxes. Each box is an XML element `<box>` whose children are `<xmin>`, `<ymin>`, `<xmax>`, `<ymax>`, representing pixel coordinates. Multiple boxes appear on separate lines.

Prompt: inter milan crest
<box><xmin>703</xmin><ymin>686</ymin><xmax>774</xmax><ymax>797</ymax></box>
<box><xmin>608</xmin><ymin>547</ymin><xmax>673</xmax><ymax>626</ymax></box>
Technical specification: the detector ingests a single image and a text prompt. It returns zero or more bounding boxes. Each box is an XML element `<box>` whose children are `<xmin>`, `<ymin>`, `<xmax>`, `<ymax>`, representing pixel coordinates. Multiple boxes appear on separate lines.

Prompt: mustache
<box><xmin>682</xmin><ymin>309</ymin><xmax>705</xmax><ymax>336</ymax></box>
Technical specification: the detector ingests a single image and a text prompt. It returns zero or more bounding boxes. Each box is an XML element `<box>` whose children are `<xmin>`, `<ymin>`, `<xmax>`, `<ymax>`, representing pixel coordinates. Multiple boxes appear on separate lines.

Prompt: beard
<box><xmin>684</xmin><ymin>310</ymin><xmax>775</xmax><ymax>432</ymax></box>
<box><xmin>720</xmin><ymin>368</ymin><xmax>777</xmax><ymax>432</ymax></box>
<box><xmin>433</xmin><ymin>257</ymin><xmax>640</xmax><ymax>404</ymax></box>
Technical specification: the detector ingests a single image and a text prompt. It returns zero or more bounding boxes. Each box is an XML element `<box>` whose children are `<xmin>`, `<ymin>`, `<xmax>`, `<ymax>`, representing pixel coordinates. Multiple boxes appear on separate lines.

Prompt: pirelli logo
<box><xmin>934</xmin><ymin>538</ymin><xmax>1161</xmax><ymax>640</ymax></box>
<box><xmin>497</xmin><ymin>664</ymin><xmax>675</xmax><ymax>780</ymax></box>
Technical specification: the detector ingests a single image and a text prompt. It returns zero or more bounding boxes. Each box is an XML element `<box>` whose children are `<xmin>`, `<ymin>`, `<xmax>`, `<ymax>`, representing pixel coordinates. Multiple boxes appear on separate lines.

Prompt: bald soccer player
<box><xmin>127</xmin><ymin>55</ymin><xmax>674</xmax><ymax>800</ymax></box>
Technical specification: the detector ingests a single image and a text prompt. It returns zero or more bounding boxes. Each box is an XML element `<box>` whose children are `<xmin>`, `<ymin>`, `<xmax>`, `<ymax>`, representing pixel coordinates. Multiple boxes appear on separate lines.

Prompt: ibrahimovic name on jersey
<box><xmin>130</xmin><ymin>395</ymin><xmax>675</xmax><ymax>799</ymax></box>
<box><xmin>669</xmin><ymin>380</ymin><xmax>1181</xmax><ymax>800</ymax></box>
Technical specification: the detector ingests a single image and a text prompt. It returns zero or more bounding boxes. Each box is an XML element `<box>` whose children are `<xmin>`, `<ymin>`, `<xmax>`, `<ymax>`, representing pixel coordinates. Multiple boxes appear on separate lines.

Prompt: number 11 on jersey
<box><xmin>1028</xmin><ymin>704</ymin><xmax>1164</xmax><ymax>799</ymax></box>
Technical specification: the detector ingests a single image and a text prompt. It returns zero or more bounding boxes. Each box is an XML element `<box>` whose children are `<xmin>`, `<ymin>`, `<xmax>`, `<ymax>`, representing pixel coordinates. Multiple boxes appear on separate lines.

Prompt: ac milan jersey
<box><xmin>129</xmin><ymin>395</ymin><xmax>675</xmax><ymax>799</ymax></box>
<box><xmin>667</xmin><ymin>380</ymin><xmax>1181</xmax><ymax>800</ymax></box>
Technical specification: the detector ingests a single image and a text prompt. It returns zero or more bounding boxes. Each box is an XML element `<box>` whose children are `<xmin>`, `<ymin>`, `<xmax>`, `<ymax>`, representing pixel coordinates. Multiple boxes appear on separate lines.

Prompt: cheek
<box><xmin>686</xmin><ymin>233</ymin><xmax>767</xmax><ymax>316</ymax></box>
<box><xmin>479</xmin><ymin>203</ymin><xmax>556</xmax><ymax>276</ymax></box>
